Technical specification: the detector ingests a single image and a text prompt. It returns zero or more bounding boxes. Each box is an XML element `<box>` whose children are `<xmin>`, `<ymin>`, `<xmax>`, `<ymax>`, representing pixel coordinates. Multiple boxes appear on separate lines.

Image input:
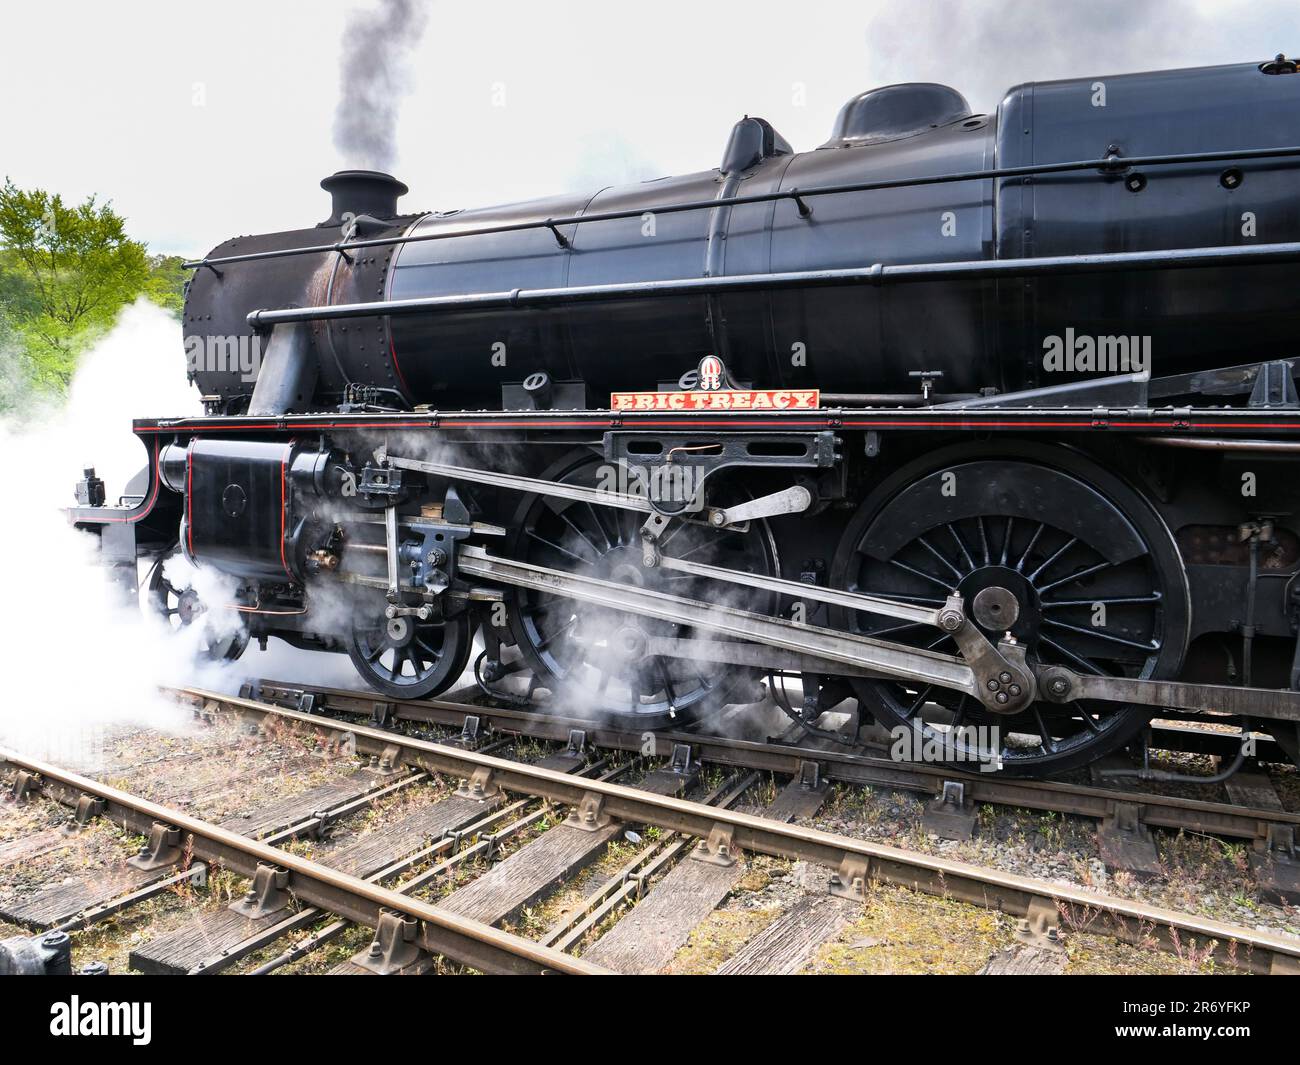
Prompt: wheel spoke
<box><xmin>556</xmin><ymin>511</ymin><xmax>602</xmax><ymax>562</ymax></box>
<box><xmin>887</xmin><ymin>557</ymin><xmax>954</xmax><ymax>591</ymax></box>
<box><xmin>1027</xmin><ymin>535</ymin><xmax>1078</xmax><ymax>583</ymax></box>
<box><xmin>999</xmin><ymin>516</ymin><xmax>1015</xmax><ymax>566</ymax></box>
<box><xmin>677</xmin><ymin>538</ymin><xmax>720</xmax><ymax>560</ymax></box>
<box><xmin>538</xmin><ymin>616</ymin><xmax>578</xmax><ymax>651</ymax></box>
<box><xmin>1016</xmin><ymin>522</ymin><xmax>1046</xmax><ymax>573</ymax></box>
<box><xmin>945</xmin><ymin>522</ymin><xmax>976</xmax><ymax>572</ymax></box>
<box><xmin>1036</xmin><ymin>559</ymin><xmax>1118</xmax><ymax>595</ymax></box>
<box><xmin>527</xmin><ymin>530</ymin><xmax>586</xmax><ymax>566</ymax></box>
<box><xmin>1038</xmin><ymin>633</ymin><xmax>1110</xmax><ymax>677</ymax></box>
<box><xmin>1071</xmin><ymin>702</ymin><xmax>1104</xmax><ymax>733</ymax></box>
<box><xmin>656</xmin><ymin>657</ymin><xmax>680</xmax><ymax>712</ymax></box>
<box><xmin>906</xmin><ymin>685</ymin><xmax>933</xmax><ymax>719</ymax></box>
<box><xmin>916</xmin><ymin>534</ymin><xmax>963</xmax><ymax>580</ymax></box>
<box><xmin>1042</xmin><ymin>618</ymin><xmax>1159</xmax><ymax>652</ymax></box>
<box><xmin>1031</xmin><ymin>706</ymin><xmax>1058</xmax><ymax>753</ymax></box>
<box><xmin>658</xmin><ymin>518</ymin><xmax>689</xmax><ymax>549</ymax></box>
<box><xmin>1043</xmin><ymin>594</ymin><xmax>1160</xmax><ymax>608</ymax></box>
<box><xmin>950</xmin><ymin>693</ymin><xmax>969</xmax><ymax>730</ymax></box>
<box><xmin>403</xmin><ymin>647</ymin><xmax>421</xmax><ymax>678</ymax></box>
<box><xmin>582</xmin><ymin>501</ymin><xmax>616</xmax><ymax>549</ymax></box>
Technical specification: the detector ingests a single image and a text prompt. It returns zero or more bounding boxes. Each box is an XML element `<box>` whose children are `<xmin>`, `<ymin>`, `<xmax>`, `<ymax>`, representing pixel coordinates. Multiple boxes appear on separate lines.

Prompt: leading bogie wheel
<box><xmin>145</xmin><ymin>546</ymin><xmax>250</xmax><ymax>662</ymax></box>
<box><xmin>346</xmin><ymin>593</ymin><xmax>474</xmax><ymax>700</ymax></box>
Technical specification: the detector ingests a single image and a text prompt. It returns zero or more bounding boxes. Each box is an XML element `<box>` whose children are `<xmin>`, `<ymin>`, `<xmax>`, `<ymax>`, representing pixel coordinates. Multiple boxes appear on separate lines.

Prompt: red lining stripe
<box><xmin>72</xmin><ymin>438</ymin><xmax>163</xmax><ymax>524</ymax></box>
<box><xmin>132</xmin><ymin>417</ymin><xmax>1300</xmax><ymax>433</ymax></box>
<box><xmin>185</xmin><ymin>445</ymin><xmax>194</xmax><ymax>558</ymax></box>
<box><xmin>280</xmin><ymin>443</ymin><xmax>293</xmax><ymax>579</ymax></box>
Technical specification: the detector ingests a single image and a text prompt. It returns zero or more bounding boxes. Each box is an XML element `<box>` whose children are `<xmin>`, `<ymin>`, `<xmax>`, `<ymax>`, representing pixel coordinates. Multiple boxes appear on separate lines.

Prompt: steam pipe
<box><xmin>247</xmin><ymin>322</ymin><xmax>315</xmax><ymax>416</ymax></box>
<box><xmin>187</xmin><ymin>143</ymin><xmax>1300</xmax><ymax>271</ymax></box>
<box><xmin>247</xmin><ymin>239</ymin><xmax>1300</xmax><ymax>329</ymax></box>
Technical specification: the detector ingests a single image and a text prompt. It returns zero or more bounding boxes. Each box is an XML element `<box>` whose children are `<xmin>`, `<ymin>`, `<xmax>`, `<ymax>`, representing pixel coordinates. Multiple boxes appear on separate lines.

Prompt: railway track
<box><xmin>3</xmin><ymin>686</ymin><xmax>1298</xmax><ymax>976</ymax></box>
<box><xmin>248</xmin><ymin>678</ymin><xmax>1300</xmax><ymax>901</ymax></box>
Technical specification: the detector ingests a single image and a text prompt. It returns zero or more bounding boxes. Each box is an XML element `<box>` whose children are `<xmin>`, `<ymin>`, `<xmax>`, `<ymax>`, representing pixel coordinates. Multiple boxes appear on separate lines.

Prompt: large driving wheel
<box><xmin>504</xmin><ymin>451</ymin><xmax>778</xmax><ymax>729</ymax></box>
<box><xmin>831</xmin><ymin>443</ymin><xmax>1189</xmax><ymax>776</ymax></box>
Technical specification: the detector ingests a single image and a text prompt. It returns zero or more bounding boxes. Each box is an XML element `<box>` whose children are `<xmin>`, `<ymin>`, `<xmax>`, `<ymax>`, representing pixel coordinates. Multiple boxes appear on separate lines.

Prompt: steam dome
<box><xmin>822</xmin><ymin>83</ymin><xmax>972</xmax><ymax>147</ymax></box>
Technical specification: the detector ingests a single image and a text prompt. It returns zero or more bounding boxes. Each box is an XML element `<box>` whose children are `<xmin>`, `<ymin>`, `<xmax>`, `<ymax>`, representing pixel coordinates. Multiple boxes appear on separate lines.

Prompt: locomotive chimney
<box><xmin>319</xmin><ymin>169</ymin><xmax>408</xmax><ymax>227</ymax></box>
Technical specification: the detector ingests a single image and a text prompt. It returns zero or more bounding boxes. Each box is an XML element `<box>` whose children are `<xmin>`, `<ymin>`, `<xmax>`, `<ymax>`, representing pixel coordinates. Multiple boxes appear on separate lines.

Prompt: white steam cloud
<box><xmin>0</xmin><ymin>300</ymin><xmax>355</xmax><ymax>770</ymax></box>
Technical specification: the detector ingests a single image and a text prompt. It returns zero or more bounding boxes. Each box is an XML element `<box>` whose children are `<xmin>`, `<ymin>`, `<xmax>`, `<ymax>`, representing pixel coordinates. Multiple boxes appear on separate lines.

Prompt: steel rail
<box><xmin>246</xmin><ymin>240</ymin><xmax>1300</xmax><ymax>329</ymax></box>
<box><xmin>165</xmin><ymin>689</ymin><xmax>1300</xmax><ymax>973</ymax></box>
<box><xmin>0</xmin><ymin>747</ymin><xmax>610</xmax><ymax>976</ymax></box>
<box><xmin>187</xmin><ymin>143</ymin><xmax>1300</xmax><ymax>270</ymax></box>
<box><xmin>193</xmin><ymin>795</ymin><xmax>539</xmax><ymax>975</ymax></box>
<box><xmin>249</xmin><ymin>679</ymin><xmax>1300</xmax><ymax>846</ymax></box>
<box><xmin>45</xmin><ymin>771</ymin><xmax>426</xmax><ymax>938</ymax></box>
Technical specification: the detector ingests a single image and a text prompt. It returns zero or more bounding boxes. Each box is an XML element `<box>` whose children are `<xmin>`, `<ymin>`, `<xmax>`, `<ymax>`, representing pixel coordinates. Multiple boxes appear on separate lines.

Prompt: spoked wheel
<box><xmin>346</xmin><ymin>594</ymin><xmax>474</xmax><ymax>699</ymax></box>
<box><xmin>146</xmin><ymin>547</ymin><xmax>249</xmax><ymax>662</ymax></box>
<box><xmin>831</xmin><ymin>444</ymin><xmax>1189</xmax><ymax>776</ymax></box>
<box><xmin>505</xmin><ymin>451</ymin><xmax>778</xmax><ymax>729</ymax></box>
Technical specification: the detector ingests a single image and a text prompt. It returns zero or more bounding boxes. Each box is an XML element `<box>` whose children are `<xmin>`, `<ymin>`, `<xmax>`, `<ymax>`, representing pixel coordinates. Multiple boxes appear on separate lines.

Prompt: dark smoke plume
<box><xmin>333</xmin><ymin>0</ymin><xmax>430</xmax><ymax>172</ymax></box>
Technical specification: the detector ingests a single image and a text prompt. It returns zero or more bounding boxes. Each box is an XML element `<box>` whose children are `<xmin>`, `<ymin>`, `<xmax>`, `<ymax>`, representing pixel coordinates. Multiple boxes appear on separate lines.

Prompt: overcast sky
<box><xmin>1</xmin><ymin>0</ymin><xmax>1295</xmax><ymax>256</ymax></box>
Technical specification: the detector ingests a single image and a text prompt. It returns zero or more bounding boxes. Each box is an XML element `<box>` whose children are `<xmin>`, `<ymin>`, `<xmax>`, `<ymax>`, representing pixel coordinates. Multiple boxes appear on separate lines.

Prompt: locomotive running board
<box><xmin>457</xmin><ymin>545</ymin><xmax>1300</xmax><ymax>723</ymax></box>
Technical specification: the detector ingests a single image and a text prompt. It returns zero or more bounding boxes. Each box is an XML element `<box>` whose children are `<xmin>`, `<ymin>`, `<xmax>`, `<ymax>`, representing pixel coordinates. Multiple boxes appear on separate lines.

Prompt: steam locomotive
<box><xmin>73</xmin><ymin>57</ymin><xmax>1300</xmax><ymax>775</ymax></box>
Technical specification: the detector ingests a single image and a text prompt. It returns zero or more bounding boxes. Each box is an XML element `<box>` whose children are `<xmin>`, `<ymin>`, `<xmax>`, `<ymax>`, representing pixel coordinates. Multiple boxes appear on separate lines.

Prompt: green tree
<box><xmin>144</xmin><ymin>253</ymin><xmax>190</xmax><ymax>315</ymax></box>
<box><xmin>0</xmin><ymin>178</ymin><xmax>150</xmax><ymax>389</ymax></box>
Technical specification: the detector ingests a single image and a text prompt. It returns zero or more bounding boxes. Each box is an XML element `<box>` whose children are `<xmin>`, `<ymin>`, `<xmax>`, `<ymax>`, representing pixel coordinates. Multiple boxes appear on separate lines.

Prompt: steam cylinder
<box><xmin>183</xmin><ymin>61</ymin><xmax>1300</xmax><ymax>411</ymax></box>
